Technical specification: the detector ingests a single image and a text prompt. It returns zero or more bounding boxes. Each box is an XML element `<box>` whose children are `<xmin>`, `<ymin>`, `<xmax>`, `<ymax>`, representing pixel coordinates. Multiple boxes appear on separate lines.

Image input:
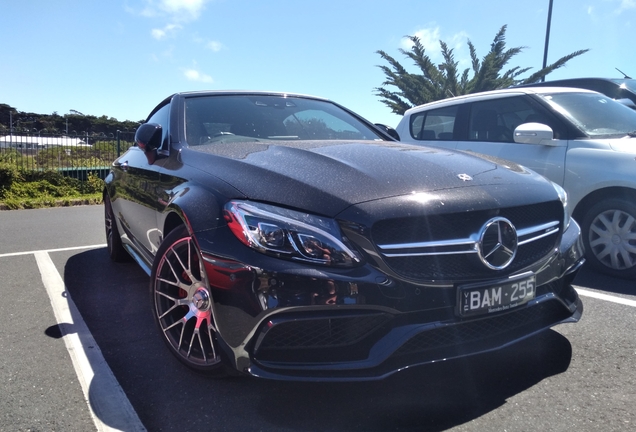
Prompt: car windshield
<box><xmin>184</xmin><ymin>94</ymin><xmax>384</xmax><ymax>146</ymax></box>
<box><xmin>542</xmin><ymin>92</ymin><xmax>636</xmax><ymax>138</ymax></box>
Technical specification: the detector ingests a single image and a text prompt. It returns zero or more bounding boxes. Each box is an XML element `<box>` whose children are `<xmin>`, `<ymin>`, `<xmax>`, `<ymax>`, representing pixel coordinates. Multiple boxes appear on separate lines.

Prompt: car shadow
<box><xmin>248</xmin><ymin>330</ymin><xmax>572</xmax><ymax>431</ymax></box>
<box><xmin>63</xmin><ymin>248</ymin><xmax>574</xmax><ymax>432</ymax></box>
<box><xmin>573</xmin><ymin>264</ymin><xmax>634</xmax><ymax>295</ymax></box>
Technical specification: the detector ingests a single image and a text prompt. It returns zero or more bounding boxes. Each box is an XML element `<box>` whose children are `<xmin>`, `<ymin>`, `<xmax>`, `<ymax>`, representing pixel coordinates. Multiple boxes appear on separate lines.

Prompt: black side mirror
<box><xmin>135</xmin><ymin>123</ymin><xmax>162</xmax><ymax>153</ymax></box>
<box><xmin>374</xmin><ymin>123</ymin><xmax>401</xmax><ymax>141</ymax></box>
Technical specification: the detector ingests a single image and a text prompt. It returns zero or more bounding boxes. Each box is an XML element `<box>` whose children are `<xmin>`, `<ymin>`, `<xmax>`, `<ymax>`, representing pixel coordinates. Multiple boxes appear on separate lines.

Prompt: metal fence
<box><xmin>0</xmin><ymin>131</ymin><xmax>135</xmax><ymax>180</ymax></box>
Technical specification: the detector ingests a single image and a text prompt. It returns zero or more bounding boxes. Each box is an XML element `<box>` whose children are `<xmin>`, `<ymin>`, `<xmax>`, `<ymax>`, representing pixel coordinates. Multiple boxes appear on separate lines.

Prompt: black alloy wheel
<box><xmin>581</xmin><ymin>197</ymin><xmax>636</xmax><ymax>279</ymax></box>
<box><xmin>104</xmin><ymin>194</ymin><xmax>130</xmax><ymax>262</ymax></box>
<box><xmin>150</xmin><ymin>226</ymin><xmax>228</xmax><ymax>375</ymax></box>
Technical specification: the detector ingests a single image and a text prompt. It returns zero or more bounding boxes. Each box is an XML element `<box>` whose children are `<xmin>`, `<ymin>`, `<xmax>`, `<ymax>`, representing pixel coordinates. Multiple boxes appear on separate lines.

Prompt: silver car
<box><xmin>396</xmin><ymin>87</ymin><xmax>636</xmax><ymax>279</ymax></box>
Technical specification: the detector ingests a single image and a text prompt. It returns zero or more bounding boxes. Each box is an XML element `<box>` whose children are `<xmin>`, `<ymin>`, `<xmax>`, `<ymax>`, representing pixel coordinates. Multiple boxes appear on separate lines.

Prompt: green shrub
<box><xmin>0</xmin><ymin>163</ymin><xmax>23</xmax><ymax>199</ymax></box>
<box><xmin>84</xmin><ymin>172</ymin><xmax>105</xmax><ymax>194</ymax></box>
<box><xmin>0</xmin><ymin>167</ymin><xmax>104</xmax><ymax>209</ymax></box>
<box><xmin>0</xmin><ymin>149</ymin><xmax>23</xmax><ymax>165</ymax></box>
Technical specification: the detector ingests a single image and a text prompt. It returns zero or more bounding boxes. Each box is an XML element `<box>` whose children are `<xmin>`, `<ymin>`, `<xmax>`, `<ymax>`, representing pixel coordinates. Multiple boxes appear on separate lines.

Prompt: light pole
<box><xmin>542</xmin><ymin>0</ymin><xmax>554</xmax><ymax>82</ymax></box>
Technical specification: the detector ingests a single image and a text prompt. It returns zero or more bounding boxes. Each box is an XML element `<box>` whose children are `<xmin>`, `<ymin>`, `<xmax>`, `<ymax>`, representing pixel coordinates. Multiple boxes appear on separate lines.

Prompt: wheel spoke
<box><xmin>609</xmin><ymin>250</ymin><xmax>621</xmax><ymax>269</ymax></box>
<box><xmin>157</xmin><ymin>291</ymin><xmax>188</xmax><ymax>306</ymax></box>
<box><xmin>598</xmin><ymin>212</ymin><xmax>613</xmax><ymax>231</ymax></box>
<box><xmin>187</xmin><ymin>329</ymin><xmax>201</xmax><ymax>360</ymax></box>
<box><xmin>171</xmin><ymin>239</ymin><xmax>200</xmax><ymax>286</ymax></box>
<box><xmin>589</xmin><ymin>236</ymin><xmax>609</xmax><ymax>248</ymax></box>
<box><xmin>165</xmin><ymin>248</ymin><xmax>185</xmax><ymax>283</ymax></box>
<box><xmin>157</xmin><ymin>300</ymin><xmax>187</xmax><ymax>319</ymax></box>
<box><xmin>619</xmin><ymin>248</ymin><xmax>635</xmax><ymax>268</ymax></box>
<box><xmin>206</xmin><ymin>322</ymin><xmax>217</xmax><ymax>359</ymax></box>
<box><xmin>619</xmin><ymin>214</ymin><xmax>636</xmax><ymax>235</ymax></box>
<box><xmin>178</xmin><ymin>310</ymin><xmax>195</xmax><ymax>348</ymax></box>
<box><xmin>610</xmin><ymin>210</ymin><xmax>622</xmax><ymax>233</ymax></box>
<box><xmin>157</xmin><ymin>275</ymin><xmax>190</xmax><ymax>291</ymax></box>
<box><xmin>623</xmin><ymin>243</ymin><xmax>636</xmax><ymax>254</ymax></box>
<box><xmin>590</xmin><ymin>223</ymin><xmax>611</xmax><ymax>240</ymax></box>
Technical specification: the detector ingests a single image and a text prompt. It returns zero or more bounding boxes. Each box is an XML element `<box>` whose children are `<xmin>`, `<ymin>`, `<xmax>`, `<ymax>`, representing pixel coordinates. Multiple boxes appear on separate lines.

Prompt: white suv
<box><xmin>396</xmin><ymin>87</ymin><xmax>636</xmax><ymax>278</ymax></box>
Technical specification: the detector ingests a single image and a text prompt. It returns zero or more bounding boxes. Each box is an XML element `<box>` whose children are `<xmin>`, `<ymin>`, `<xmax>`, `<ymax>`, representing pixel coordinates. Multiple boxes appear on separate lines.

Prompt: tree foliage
<box><xmin>0</xmin><ymin>103</ymin><xmax>142</xmax><ymax>136</ymax></box>
<box><xmin>375</xmin><ymin>25</ymin><xmax>589</xmax><ymax>115</ymax></box>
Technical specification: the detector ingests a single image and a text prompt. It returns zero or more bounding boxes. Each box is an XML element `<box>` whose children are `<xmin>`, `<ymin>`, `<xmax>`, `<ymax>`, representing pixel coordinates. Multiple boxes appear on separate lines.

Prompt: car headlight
<box><xmin>551</xmin><ymin>182</ymin><xmax>571</xmax><ymax>230</ymax></box>
<box><xmin>224</xmin><ymin>200</ymin><xmax>363</xmax><ymax>267</ymax></box>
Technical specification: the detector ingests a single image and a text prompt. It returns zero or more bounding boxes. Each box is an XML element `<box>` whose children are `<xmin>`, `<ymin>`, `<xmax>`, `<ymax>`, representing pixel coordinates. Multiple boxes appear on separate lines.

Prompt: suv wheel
<box><xmin>581</xmin><ymin>198</ymin><xmax>636</xmax><ymax>279</ymax></box>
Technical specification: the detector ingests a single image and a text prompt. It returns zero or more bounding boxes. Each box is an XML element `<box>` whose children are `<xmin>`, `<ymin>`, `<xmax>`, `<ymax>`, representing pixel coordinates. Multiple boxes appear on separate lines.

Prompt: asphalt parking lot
<box><xmin>1</xmin><ymin>206</ymin><xmax>635</xmax><ymax>432</ymax></box>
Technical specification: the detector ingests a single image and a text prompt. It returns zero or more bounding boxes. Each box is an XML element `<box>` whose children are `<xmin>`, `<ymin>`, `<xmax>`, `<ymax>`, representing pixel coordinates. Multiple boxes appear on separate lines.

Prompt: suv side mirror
<box><xmin>514</xmin><ymin>122</ymin><xmax>556</xmax><ymax>146</ymax></box>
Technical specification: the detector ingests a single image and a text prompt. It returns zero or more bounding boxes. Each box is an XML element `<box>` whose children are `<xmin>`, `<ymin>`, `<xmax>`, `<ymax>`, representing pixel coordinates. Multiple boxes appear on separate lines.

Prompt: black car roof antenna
<box><xmin>615</xmin><ymin>67</ymin><xmax>632</xmax><ymax>79</ymax></box>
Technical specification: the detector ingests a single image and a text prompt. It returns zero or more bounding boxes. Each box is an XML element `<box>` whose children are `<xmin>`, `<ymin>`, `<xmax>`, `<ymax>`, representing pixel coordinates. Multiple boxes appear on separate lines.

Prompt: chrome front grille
<box><xmin>372</xmin><ymin>201</ymin><xmax>563</xmax><ymax>281</ymax></box>
<box><xmin>378</xmin><ymin>220</ymin><xmax>558</xmax><ymax>258</ymax></box>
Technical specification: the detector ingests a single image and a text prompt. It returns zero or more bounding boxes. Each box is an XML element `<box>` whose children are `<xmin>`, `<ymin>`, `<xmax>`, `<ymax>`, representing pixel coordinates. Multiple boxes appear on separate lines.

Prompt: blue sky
<box><xmin>1</xmin><ymin>0</ymin><xmax>634</xmax><ymax>127</ymax></box>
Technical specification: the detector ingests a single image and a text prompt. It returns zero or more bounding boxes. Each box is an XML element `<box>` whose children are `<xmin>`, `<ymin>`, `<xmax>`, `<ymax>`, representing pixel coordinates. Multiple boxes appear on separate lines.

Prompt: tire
<box><xmin>150</xmin><ymin>226</ymin><xmax>228</xmax><ymax>376</ymax></box>
<box><xmin>104</xmin><ymin>194</ymin><xmax>131</xmax><ymax>262</ymax></box>
<box><xmin>580</xmin><ymin>197</ymin><xmax>636</xmax><ymax>279</ymax></box>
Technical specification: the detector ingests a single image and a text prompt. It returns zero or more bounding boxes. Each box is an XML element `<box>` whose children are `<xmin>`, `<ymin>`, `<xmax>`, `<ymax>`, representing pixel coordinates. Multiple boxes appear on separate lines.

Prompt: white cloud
<box><xmin>206</xmin><ymin>40</ymin><xmax>223</xmax><ymax>52</ymax></box>
<box><xmin>401</xmin><ymin>26</ymin><xmax>442</xmax><ymax>58</ymax></box>
<box><xmin>142</xmin><ymin>0</ymin><xmax>211</xmax><ymax>22</ymax></box>
<box><xmin>401</xmin><ymin>26</ymin><xmax>469</xmax><ymax>63</ymax></box>
<box><xmin>182</xmin><ymin>66</ymin><xmax>213</xmax><ymax>83</ymax></box>
<box><xmin>135</xmin><ymin>1</ymin><xmax>212</xmax><ymax>45</ymax></box>
<box><xmin>162</xmin><ymin>0</ymin><xmax>209</xmax><ymax>19</ymax></box>
<box><xmin>191</xmin><ymin>35</ymin><xmax>224</xmax><ymax>51</ymax></box>
<box><xmin>447</xmin><ymin>31</ymin><xmax>470</xmax><ymax>54</ymax></box>
<box><xmin>151</xmin><ymin>23</ymin><xmax>181</xmax><ymax>40</ymax></box>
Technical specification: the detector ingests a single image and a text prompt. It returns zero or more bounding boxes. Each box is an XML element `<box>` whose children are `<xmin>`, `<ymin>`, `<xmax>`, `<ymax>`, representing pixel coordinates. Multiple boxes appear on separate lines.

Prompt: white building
<box><xmin>0</xmin><ymin>135</ymin><xmax>89</xmax><ymax>149</ymax></box>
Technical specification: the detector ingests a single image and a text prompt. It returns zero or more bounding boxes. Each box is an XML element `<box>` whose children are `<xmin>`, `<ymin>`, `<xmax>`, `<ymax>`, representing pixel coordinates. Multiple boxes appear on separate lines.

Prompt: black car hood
<box><xmin>181</xmin><ymin>140</ymin><xmax>546</xmax><ymax>217</ymax></box>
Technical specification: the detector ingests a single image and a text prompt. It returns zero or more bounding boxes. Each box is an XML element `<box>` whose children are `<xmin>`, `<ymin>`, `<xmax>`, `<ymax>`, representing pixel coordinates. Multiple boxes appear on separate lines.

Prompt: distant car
<box><xmin>396</xmin><ymin>86</ymin><xmax>636</xmax><ymax>278</ymax></box>
<box><xmin>516</xmin><ymin>77</ymin><xmax>636</xmax><ymax>109</ymax></box>
<box><xmin>103</xmin><ymin>90</ymin><xmax>584</xmax><ymax>380</ymax></box>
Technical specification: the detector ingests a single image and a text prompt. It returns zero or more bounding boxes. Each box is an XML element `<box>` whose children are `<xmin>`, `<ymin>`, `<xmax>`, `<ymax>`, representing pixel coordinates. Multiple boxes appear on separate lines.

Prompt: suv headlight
<box><xmin>224</xmin><ymin>201</ymin><xmax>363</xmax><ymax>267</ymax></box>
<box><xmin>551</xmin><ymin>182</ymin><xmax>571</xmax><ymax>230</ymax></box>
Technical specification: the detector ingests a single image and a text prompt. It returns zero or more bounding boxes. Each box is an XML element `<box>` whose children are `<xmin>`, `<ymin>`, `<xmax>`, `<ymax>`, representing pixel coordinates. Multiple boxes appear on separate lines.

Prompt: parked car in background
<box><xmin>103</xmin><ymin>90</ymin><xmax>584</xmax><ymax>380</ymax></box>
<box><xmin>396</xmin><ymin>87</ymin><xmax>636</xmax><ymax>279</ymax></box>
<box><xmin>515</xmin><ymin>77</ymin><xmax>636</xmax><ymax>109</ymax></box>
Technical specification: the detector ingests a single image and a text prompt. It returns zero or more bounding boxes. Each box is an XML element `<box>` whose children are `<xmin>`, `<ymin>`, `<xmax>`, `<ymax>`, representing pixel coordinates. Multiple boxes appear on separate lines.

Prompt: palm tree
<box><xmin>375</xmin><ymin>25</ymin><xmax>589</xmax><ymax>115</ymax></box>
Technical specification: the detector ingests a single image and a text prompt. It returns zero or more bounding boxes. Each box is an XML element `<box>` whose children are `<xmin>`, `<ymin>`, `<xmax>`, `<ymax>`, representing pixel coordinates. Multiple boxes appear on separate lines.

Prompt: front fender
<box><xmin>564</xmin><ymin>144</ymin><xmax>636</xmax><ymax>211</ymax></box>
<box><xmin>159</xmin><ymin>182</ymin><xmax>230</xmax><ymax>243</ymax></box>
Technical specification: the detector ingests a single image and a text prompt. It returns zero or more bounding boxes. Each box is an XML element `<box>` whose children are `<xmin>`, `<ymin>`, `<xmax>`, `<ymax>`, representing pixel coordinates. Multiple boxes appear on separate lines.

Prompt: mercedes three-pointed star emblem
<box><xmin>477</xmin><ymin>217</ymin><xmax>518</xmax><ymax>270</ymax></box>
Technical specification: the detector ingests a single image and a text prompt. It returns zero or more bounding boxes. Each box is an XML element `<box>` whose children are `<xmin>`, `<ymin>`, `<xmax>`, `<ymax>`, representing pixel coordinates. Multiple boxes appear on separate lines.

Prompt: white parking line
<box><xmin>0</xmin><ymin>244</ymin><xmax>107</xmax><ymax>258</ymax></box>
<box><xmin>576</xmin><ymin>288</ymin><xmax>636</xmax><ymax>308</ymax></box>
<box><xmin>34</xmin><ymin>250</ymin><xmax>146</xmax><ymax>432</ymax></box>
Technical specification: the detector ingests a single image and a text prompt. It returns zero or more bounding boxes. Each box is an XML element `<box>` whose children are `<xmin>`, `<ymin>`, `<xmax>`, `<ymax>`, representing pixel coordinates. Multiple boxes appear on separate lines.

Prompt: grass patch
<box><xmin>0</xmin><ymin>163</ymin><xmax>104</xmax><ymax>210</ymax></box>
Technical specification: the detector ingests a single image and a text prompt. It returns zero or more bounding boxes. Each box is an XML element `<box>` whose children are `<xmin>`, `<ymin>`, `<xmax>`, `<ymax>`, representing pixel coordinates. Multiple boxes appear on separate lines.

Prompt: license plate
<box><xmin>458</xmin><ymin>274</ymin><xmax>536</xmax><ymax>317</ymax></box>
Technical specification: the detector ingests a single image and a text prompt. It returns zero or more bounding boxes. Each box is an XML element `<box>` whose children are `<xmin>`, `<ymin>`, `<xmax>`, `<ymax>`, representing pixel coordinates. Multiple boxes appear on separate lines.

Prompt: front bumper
<box><xmin>200</xmin><ymin>219</ymin><xmax>585</xmax><ymax>381</ymax></box>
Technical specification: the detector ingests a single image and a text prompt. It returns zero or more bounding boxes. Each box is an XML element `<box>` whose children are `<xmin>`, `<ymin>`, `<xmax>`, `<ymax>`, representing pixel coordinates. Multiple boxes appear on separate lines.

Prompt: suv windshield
<box><xmin>184</xmin><ymin>95</ymin><xmax>384</xmax><ymax>146</ymax></box>
<box><xmin>542</xmin><ymin>92</ymin><xmax>636</xmax><ymax>138</ymax></box>
<box><xmin>612</xmin><ymin>79</ymin><xmax>636</xmax><ymax>93</ymax></box>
